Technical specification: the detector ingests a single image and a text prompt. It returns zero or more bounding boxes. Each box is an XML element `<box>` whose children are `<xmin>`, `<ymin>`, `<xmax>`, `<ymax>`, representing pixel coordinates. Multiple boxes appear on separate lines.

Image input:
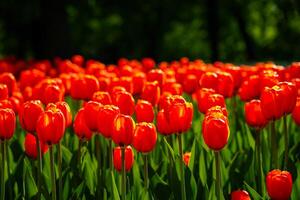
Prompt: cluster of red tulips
<box><xmin>0</xmin><ymin>56</ymin><xmax>300</xmax><ymax>199</ymax></box>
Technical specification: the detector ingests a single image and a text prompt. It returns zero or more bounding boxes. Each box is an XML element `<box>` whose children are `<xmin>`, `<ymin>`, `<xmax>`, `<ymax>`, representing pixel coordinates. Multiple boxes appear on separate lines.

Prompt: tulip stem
<box><xmin>283</xmin><ymin>115</ymin><xmax>289</xmax><ymax>170</ymax></box>
<box><xmin>255</xmin><ymin>129</ymin><xmax>263</xmax><ymax>195</ymax></box>
<box><xmin>143</xmin><ymin>154</ymin><xmax>149</xmax><ymax>189</ymax></box>
<box><xmin>215</xmin><ymin>151</ymin><xmax>222</xmax><ymax>200</ymax></box>
<box><xmin>77</xmin><ymin>139</ymin><xmax>82</xmax><ymax>167</ymax></box>
<box><xmin>95</xmin><ymin>135</ymin><xmax>102</xmax><ymax>197</ymax></box>
<box><xmin>1</xmin><ymin>140</ymin><xmax>6</xmax><ymax>200</ymax></box>
<box><xmin>121</xmin><ymin>146</ymin><xmax>126</xmax><ymax>200</ymax></box>
<box><xmin>50</xmin><ymin>145</ymin><xmax>57</xmax><ymax>200</ymax></box>
<box><xmin>35</xmin><ymin>135</ymin><xmax>42</xmax><ymax>200</ymax></box>
<box><xmin>271</xmin><ymin>120</ymin><xmax>278</xmax><ymax>169</ymax></box>
<box><xmin>178</xmin><ymin>134</ymin><xmax>186</xmax><ymax>200</ymax></box>
<box><xmin>109</xmin><ymin>139</ymin><xmax>113</xmax><ymax>172</ymax></box>
<box><xmin>57</xmin><ymin>142</ymin><xmax>62</xmax><ymax>200</ymax></box>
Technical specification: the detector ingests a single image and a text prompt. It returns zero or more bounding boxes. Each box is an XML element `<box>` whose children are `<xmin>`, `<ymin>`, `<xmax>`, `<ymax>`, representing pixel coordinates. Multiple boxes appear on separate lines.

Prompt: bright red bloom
<box><xmin>260</xmin><ymin>70</ymin><xmax>279</xmax><ymax>92</ymax></box>
<box><xmin>132</xmin><ymin>71</ymin><xmax>146</xmax><ymax>95</ymax></box>
<box><xmin>182</xmin><ymin>74</ymin><xmax>198</xmax><ymax>94</ymax></box>
<box><xmin>71</xmin><ymin>54</ymin><xmax>84</xmax><ymax>66</ymax></box>
<box><xmin>278</xmin><ymin>82</ymin><xmax>297</xmax><ymax>114</ymax></box>
<box><xmin>112</xmin><ymin>114</ymin><xmax>135</xmax><ymax>146</ymax></box>
<box><xmin>147</xmin><ymin>69</ymin><xmax>165</xmax><ymax>88</ymax></box>
<box><xmin>133</xmin><ymin>122</ymin><xmax>157</xmax><ymax>153</ymax></box>
<box><xmin>0</xmin><ymin>73</ymin><xmax>17</xmax><ymax>96</ymax></box>
<box><xmin>292</xmin><ymin>97</ymin><xmax>300</xmax><ymax>125</ymax></box>
<box><xmin>92</xmin><ymin>91</ymin><xmax>112</xmax><ymax>105</ymax></box>
<box><xmin>19</xmin><ymin>100</ymin><xmax>44</xmax><ymax>133</ymax></box>
<box><xmin>162</xmin><ymin>82</ymin><xmax>183</xmax><ymax>95</ymax></box>
<box><xmin>83</xmin><ymin>101</ymin><xmax>103</xmax><ymax>132</ymax></box>
<box><xmin>135</xmin><ymin>100</ymin><xmax>154</xmax><ymax>123</ymax></box>
<box><xmin>200</xmin><ymin>92</ymin><xmax>226</xmax><ymax>114</ymax></box>
<box><xmin>73</xmin><ymin>108</ymin><xmax>93</xmax><ymax>140</ymax></box>
<box><xmin>183</xmin><ymin>152</ymin><xmax>191</xmax><ymax>166</ymax></box>
<box><xmin>0</xmin><ymin>84</ymin><xmax>8</xmax><ymax>100</ymax></box>
<box><xmin>112</xmin><ymin>90</ymin><xmax>135</xmax><ymax>115</ymax></box>
<box><xmin>0</xmin><ymin>108</ymin><xmax>16</xmax><ymax>140</ymax></box>
<box><xmin>260</xmin><ymin>85</ymin><xmax>285</xmax><ymax>120</ymax></box>
<box><xmin>142</xmin><ymin>58</ymin><xmax>156</xmax><ymax>71</ymax></box>
<box><xmin>24</xmin><ymin>133</ymin><xmax>48</xmax><ymax>159</ymax></box>
<box><xmin>46</xmin><ymin>102</ymin><xmax>72</xmax><ymax>127</ymax></box>
<box><xmin>202</xmin><ymin>110</ymin><xmax>230</xmax><ymax>151</ymax></box>
<box><xmin>266</xmin><ymin>169</ymin><xmax>292</xmax><ymax>200</ymax></box>
<box><xmin>195</xmin><ymin>88</ymin><xmax>215</xmax><ymax>113</ymax></box>
<box><xmin>206</xmin><ymin>106</ymin><xmax>228</xmax><ymax>117</ymax></box>
<box><xmin>224</xmin><ymin>66</ymin><xmax>242</xmax><ymax>93</ymax></box>
<box><xmin>141</xmin><ymin>81</ymin><xmax>160</xmax><ymax>106</ymax></box>
<box><xmin>98</xmin><ymin>105</ymin><xmax>120</xmax><ymax>138</ymax></box>
<box><xmin>70</xmin><ymin>74</ymin><xmax>99</xmax><ymax>100</ymax></box>
<box><xmin>156</xmin><ymin>109</ymin><xmax>172</xmax><ymax>135</ymax></box>
<box><xmin>245</xmin><ymin>100</ymin><xmax>268</xmax><ymax>128</ymax></box>
<box><xmin>36</xmin><ymin>108</ymin><xmax>66</xmax><ymax>145</ymax></box>
<box><xmin>42</xmin><ymin>84</ymin><xmax>64</xmax><ymax>105</ymax></box>
<box><xmin>238</xmin><ymin>75</ymin><xmax>260</xmax><ymax>101</ymax></box>
<box><xmin>199</xmin><ymin>72</ymin><xmax>218</xmax><ymax>91</ymax></box>
<box><xmin>230</xmin><ymin>190</ymin><xmax>251</xmax><ymax>200</ymax></box>
<box><xmin>113</xmin><ymin>146</ymin><xmax>134</xmax><ymax>172</ymax></box>
<box><xmin>19</xmin><ymin>69</ymin><xmax>45</xmax><ymax>91</ymax></box>
<box><xmin>217</xmin><ymin>71</ymin><xmax>234</xmax><ymax>98</ymax></box>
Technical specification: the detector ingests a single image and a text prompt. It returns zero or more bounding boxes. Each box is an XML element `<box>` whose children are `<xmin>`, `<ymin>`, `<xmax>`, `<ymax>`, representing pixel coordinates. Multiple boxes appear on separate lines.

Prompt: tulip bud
<box><xmin>238</xmin><ymin>75</ymin><xmax>260</xmax><ymax>101</ymax></box>
<box><xmin>0</xmin><ymin>84</ymin><xmax>8</xmax><ymax>100</ymax></box>
<box><xmin>92</xmin><ymin>91</ymin><xmax>112</xmax><ymax>105</ymax></box>
<box><xmin>0</xmin><ymin>108</ymin><xmax>16</xmax><ymax>140</ymax></box>
<box><xmin>230</xmin><ymin>190</ymin><xmax>251</xmax><ymax>200</ymax></box>
<box><xmin>183</xmin><ymin>152</ymin><xmax>191</xmax><ymax>166</ymax></box>
<box><xmin>266</xmin><ymin>169</ymin><xmax>292</xmax><ymax>200</ymax></box>
<box><xmin>24</xmin><ymin>133</ymin><xmax>48</xmax><ymax>159</ymax></box>
<box><xmin>141</xmin><ymin>81</ymin><xmax>161</xmax><ymax>107</ymax></box>
<box><xmin>19</xmin><ymin>100</ymin><xmax>44</xmax><ymax>133</ymax></box>
<box><xmin>0</xmin><ymin>72</ymin><xmax>17</xmax><ymax>96</ymax></box>
<box><xmin>98</xmin><ymin>105</ymin><xmax>120</xmax><ymax>138</ymax></box>
<box><xmin>112</xmin><ymin>90</ymin><xmax>135</xmax><ymax>115</ymax></box>
<box><xmin>112</xmin><ymin>114</ymin><xmax>135</xmax><ymax>146</ymax></box>
<box><xmin>135</xmin><ymin>100</ymin><xmax>154</xmax><ymax>123</ymax></box>
<box><xmin>113</xmin><ymin>146</ymin><xmax>134</xmax><ymax>172</ymax></box>
<box><xmin>83</xmin><ymin>101</ymin><xmax>103</xmax><ymax>132</ymax></box>
<box><xmin>245</xmin><ymin>100</ymin><xmax>268</xmax><ymax>128</ymax></box>
<box><xmin>278</xmin><ymin>82</ymin><xmax>297</xmax><ymax>114</ymax></box>
<box><xmin>46</xmin><ymin>102</ymin><xmax>72</xmax><ymax>127</ymax></box>
<box><xmin>73</xmin><ymin>109</ymin><xmax>93</xmax><ymax>140</ymax></box>
<box><xmin>133</xmin><ymin>122</ymin><xmax>157</xmax><ymax>153</ymax></box>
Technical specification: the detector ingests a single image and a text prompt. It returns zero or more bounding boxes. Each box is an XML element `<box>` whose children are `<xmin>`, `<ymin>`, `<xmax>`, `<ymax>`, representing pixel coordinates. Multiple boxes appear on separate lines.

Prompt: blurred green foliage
<box><xmin>0</xmin><ymin>0</ymin><xmax>299</xmax><ymax>62</ymax></box>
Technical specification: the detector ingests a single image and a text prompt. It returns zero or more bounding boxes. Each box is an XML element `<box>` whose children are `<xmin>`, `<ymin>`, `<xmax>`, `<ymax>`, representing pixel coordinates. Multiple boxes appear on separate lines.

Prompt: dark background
<box><xmin>0</xmin><ymin>0</ymin><xmax>299</xmax><ymax>63</ymax></box>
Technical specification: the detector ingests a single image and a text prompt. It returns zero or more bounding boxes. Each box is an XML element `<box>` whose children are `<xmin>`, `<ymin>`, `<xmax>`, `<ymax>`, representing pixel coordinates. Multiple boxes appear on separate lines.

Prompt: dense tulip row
<box><xmin>0</xmin><ymin>56</ymin><xmax>300</xmax><ymax>199</ymax></box>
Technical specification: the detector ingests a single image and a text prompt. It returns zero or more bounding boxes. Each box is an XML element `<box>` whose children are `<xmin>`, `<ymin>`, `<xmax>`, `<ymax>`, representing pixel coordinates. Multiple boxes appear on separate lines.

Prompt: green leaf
<box><xmin>244</xmin><ymin>181</ymin><xmax>263</xmax><ymax>200</ymax></box>
<box><xmin>110</xmin><ymin>171</ymin><xmax>120</xmax><ymax>200</ymax></box>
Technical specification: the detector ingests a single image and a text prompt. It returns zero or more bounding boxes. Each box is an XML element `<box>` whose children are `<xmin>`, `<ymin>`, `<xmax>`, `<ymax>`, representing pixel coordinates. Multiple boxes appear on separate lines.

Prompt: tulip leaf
<box><xmin>243</xmin><ymin>181</ymin><xmax>263</xmax><ymax>200</ymax></box>
<box><xmin>110</xmin><ymin>171</ymin><xmax>120</xmax><ymax>200</ymax></box>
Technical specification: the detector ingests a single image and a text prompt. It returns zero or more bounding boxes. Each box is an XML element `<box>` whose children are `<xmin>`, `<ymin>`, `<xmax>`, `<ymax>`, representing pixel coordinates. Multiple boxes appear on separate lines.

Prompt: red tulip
<box><xmin>292</xmin><ymin>97</ymin><xmax>300</xmax><ymax>125</ymax></box>
<box><xmin>112</xmin><ymin>90</ymin><xmax>135</xmax><ymax>115</ymax></box>
<box><xmin>142</xmin><ymin>58</ymin><xmax>155</xmax><ymax>71</ymax></box>
<box><xmin>0</xmin><ymin>84</ymin><xmax>8</xmax><ymax>100</ymax></box>
<box><xmin>132</xmin><ymin>122</ymin><xmax>157</xmax><ymax>153</ymax></box>
<box><xmin>73</xmin><ymin>108</ymin><xmax>93</xmax><ymax>140</ymax></box>
<box><xmin>70</xmin><ymin>74</ymin><xmax>99</xmax><ymax>100</ymax></box>
<box><xmin>113</xmin><ymin>146</ymin><xmax>134</xmax><ymax>172</ymax></box>
<box><xmin>217</xmin><ymin>72</ymin><xmax>234</xmax><ymax>98</ymax></box>
<box><xmin>156</xmin><ymin>109</ymin><xmax>172</xmax><ymax>135</ymax></box>
<box><xmin>0</xmin><ymin>72</ymin><xmax>17</xmax><ymax>96</ymax></box>
<box><xmin>42</xmin><ymin>84</ymin><xmax>64</xmax><ymax>105</ymax></box>
<box><xmin>112</xmin><ymin>114</ymin><xmax>135</xmax><ymax>146</ymax></box>
<box><xmin>195</xmin><ymin>88</ymin><xmax>215</xmax><ymax>113</ymax></box>
<box><xmin>200</xmin><ymin>93</ymin><xmax>226</xmax><ymax>114</ymax></box>
<box><xmin>182</xmin><ymin>74</ymin><xmax>198</xmax><ymax>94</ymax></box>
<box><xmin>0</xmin><ymin>108</ymin><xmax>15</xmax><ymax>140</ymax></box>
<box><xmin>92</xmin><ymin>91</ymin><xmax>112</xmax><ymax>105</ymax></box>
<box><xmin>46</xmin><ymin>102</ymin><xmax>72</xmax><ymax>127</ymax></box>
<box><xmin>245</xmin><ymin>100</ymin><xmax>268</xmax><ymax>128</ymax></box>
<box><xmin>135</xmin><ymin>100</ymin><xmax>154</xmax><ymax>123</ymax></box>
<box><xmin>141</xmin><ymin>81</ymin><xmax>160</xmax><ymax>106</ymax></box>
<box><xmin>199</xmin><ymin>71</ymin><xmax>218</xmax><ymax>91</ymax></box>
<box><xmin>260</xmin><ymin>85</ymin><xmax>285</xmax><ymax>120</ymax></box>
<box><xmin>183</xmin><ymin>152</ymin><xmax>191</xmax><ymax>166</ymax></box>
<box><xmin>202</xmin><ymin>109</ymin><xmax>230</xmax><ymax>151</ymax></box>
<box><xmin>19</xmin><ymin>100</ymin><xmax>44</xmax><ymax>133</ymax></box>
<box><xmin>278</xmin><ymin>82</ymin><xmax>297</xmax><ymax>115</ymax></box>
<box><xmin>83</xmin><ymin>101</ymin><xmax>103</xmax><ymax>132</ymax></box>
<box><xmin>162</xmin><ymin>82</ymin><xmax>183</xmax><ymax>95</ymax></box>
<box><xmin>19</xmin><ymin>69</ymin><xmax>45</xmax><ymax>91</ymax></box>
<box><xmin>230</xmin><ymin>190</ymin><xmax>251</xmax><ymax>200</ymax></box>
<box><xmin>24</xmin><ymin>133</ymin><xmax>48</xmax><ymax>159</ymax></box>
<box><xmin>266</xmin><ymin>169</ymin><xmax>292</xmax><ymax>200</ymax></box>
<box><xmin>206</xmin><ymin>106</ymin><xmax>228</xmax><ymax>117</ymax></box>
<box><xmin>0</xmin><ymin>99</ymin><xmax>13</xmax><ymax>110</ymax></box>
<box><xmin>224</xmin><ymin>66</ymin><xmax>242</xmax><ymax>93</ymax></box>
<box><xmin>98</xmin><ymin>105</ymin><xmax>120</xmax><ymax>138</ymax></box>
<box><xmin>260</xmin><ymin>70</ymin><xmax>279</xmax><ymax>92</ymax></box>
<box><xmin>132</xmin><ymin>72</ymin><xmax>146</xmax><ymax>95</ymax></box>
<box><xmin>147</xmin><ymin>69</ymin><xmax>165</xmax><ymax>88</ymax></box>
<box><xmin>36</xmin><ymin>108</ymin><xmax>66</xmax><ymax>145</ymax></box>
<box><xmin>238</xmin><ymin>75</ymin><xmax>260</xmax><ymax>101</ymax></box>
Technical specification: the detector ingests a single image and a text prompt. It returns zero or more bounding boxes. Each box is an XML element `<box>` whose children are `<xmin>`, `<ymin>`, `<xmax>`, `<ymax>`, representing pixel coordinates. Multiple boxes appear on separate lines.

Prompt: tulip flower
<box><xmin>83</xmin><ymin>101</ymin><xmax>103</xmax><ymax>132</ymax></box>
<box><xmin>132</xmin><ymin>71</ymin><xmax>146</xmax><ymax>95</ymax></box>
<box><xmin>74</xmin><ymin>108</ymin><xmax>93</xmax><ymax>141</ymax></box>
<box><xmin>24</xmin><ymin>133</ymin><xmax>48</xmax><ymax>159</ymax></box>
<box><xmin>217</xmin><ymin>71</ymin><xmax>234</xmax><ymax>98</ymax></box>
<box><xmin>0</xmin><ymin>84</ymin><xmax>8</xmax><ymax>100</ymax></box>
<box><xmin>0</xmin><ymin>108</ymin><xmax>15</xmax><ymax>141</ymax></box>
<box><xmin>135</xmin><ymin>100</ymin><xmax>154</xmax><ymax>123</ymax></box>
<box><xmin>198</xmin><ymin>92</ymin><xmax>226</xmax><ymax>114</ymax></box>
<box><xmin>92</xmin><ymin>91</ymin><xmax>112</xmax><ymax>105</ymax></box>
<box><xmin>141</xmin><ymin>81</ymin><xmax>161</xmax><ymax>106</ymax></box>
<box><xmin>245</xmin><ymin>100</ymin><xmax>268</xmax><ymax>129</ymax></box>
<box><xmin>182</xmin><ymin>74</ymin><xmax>198</xmax><ymax>94</ymax></box>
<box><xmin>183</xmin><ymin>152</ymin><xmax>191</xmax><ymax>166</ymax></box>
<box><xmin>19</xmin><ymin>100</ymin><xmax>44</xmax><ymax>133</ymax></box>
<box><xmin>292</xmin><ymin>97</ymin><xmax>300</xmax><ymax>125</ymax></box>
<box><xmin>70</xmin><ymin>74</ymin><xmax>99</xmax><ymax>100</ymax></box>
<box><xmin>147</xmin><ymin>69</ymin><xmax>165</xmax><ymax>88</ymax></box>
<box><xmin>266</xmin><ymin>169</ymin><xmax>292</xmax><ymax>200</ymax></box>
<box><xmin>142</xmin><ymin>57</ymin><xmax>155</xmax><ymax>71</ymax></box>
<box><xmin>113</xmin><ymin>146</ymin><xmax>134</xmax><ymax>172</ymax></box>
<box><xmin>238</xmin><ymin>75</ymin><xmax>260</xmax><ymax>101</ymax></box>
<box><xmin>0</xmin><ymin>72</ymin><xmax>17</xmax><ymax>96</ymax></box>
<box><xmin>199</xmin><ymin>71</ymin><xmax>218</xmax><ymax>91</ymax></box>
<box><xmin>156</xmin><ymin>109</ymin><xmax>173</xmax><ymax>136</ymax></box>
<box><xmin>46</xmin><ymin>102</ymin><xmax>72</xmax><ymax>127</ymax></box>
<box><xmin>112</xmin><ymin>114</ymin><xmax>135</xmax><ymax>146</ymax></box>
<box><xmin>230</xmin><ymin>190</ymin><xmax>251</xmax><ymax>200</ymax></box>
<box><xmin>112</xmin><ymin>90</ymin><xmax>135</xmax><ymax>115</ymax></box>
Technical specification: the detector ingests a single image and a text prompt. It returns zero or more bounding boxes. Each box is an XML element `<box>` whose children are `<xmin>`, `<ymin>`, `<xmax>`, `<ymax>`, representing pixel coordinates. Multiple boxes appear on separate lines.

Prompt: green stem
<box><xmin>143</xmin><ymin>154</ymin><xmax>149</xmax><ymax>189</ymax></box>
<box><xmin>283</xmin><ymin>115</ymin><xmax>289</xmax><ymax>170</ymax></box>
<box><xmin>35</xmin><ymin>135</ymin><xmax>42</xmax><ymax>200</ymax></box>
<box><xmin>1</xmin><ymin>140</ymin><xmax>6</xmax><ymax>200</ymax></box>
<box><xmin>178</xmin><ymin>134</ymin><xmax>186</xmax><ymax>200</ymax></box>
<box><xmin>255</xmin><ymin>129</ymin><xmax>263</xmax><ymax>195</ymax></box>
<box><xmin>121</xmin><ymin>146</ymin><xmax>126</xmax><ymax>200</ymax></box>
<box><xmin>271</xmin><ymin>120</ymin><xmax>278</xmax><ymax>169</ymax></box>
<box><xmin>50</xmin><ymin>145</ymin><xmax>56</xmax><ymax>200</ymax></box>
<box><xmin>109</xmin><ymin>139</ymin><xmax>113</xmax><ymax>172</ymax></box>
<box><xmin>77</xmin><ymin>139</ymin><xmax>82</xmax><ymax>167</ymax></box>
<box><xmin>57</xmin><ymin>142</ymin><xmax>62</xmax><ymax>200</ymax></box>
<box><xmin>95</xmin><ymin>135</ymin><xmax>102</xmax><ymax>198</ymax></box>
<box><xmin>215</xmin><ymin>151</ymin><xmax>221</xmax><ymax>200</ymax></box>
<box><xmin>5</xmin><ymin>141</ymin><xmax>12</xmax><ymax>200</ymax></box>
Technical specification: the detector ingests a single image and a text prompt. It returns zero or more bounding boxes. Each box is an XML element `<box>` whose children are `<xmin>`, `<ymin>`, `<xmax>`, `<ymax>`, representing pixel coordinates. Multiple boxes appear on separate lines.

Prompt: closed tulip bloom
<box><xmin>156</xmin><ymin>109</ymin><xmax>172</xmax><ymax>135</ymax></box>
<box><xmin>42</xmin><ymin>84</ymin><xmax>64</xmax><ymax>105</ymax></box>
<box><xmin>24</xmin><ymin>133</ymin><xmax>48</xmax><ymax>159</ymax></box>
<box><xmin>266</xmin><ymin>169</ymin><xmax>292</xmax><ymax>200</ymax></box>
<box><xmin>112</xmin><ymin>90</ymin><xmax>135</xmax><ymax>115</ymax></box>
<box><xmin>135</xmin><ymin>100</ymin><xmax>154</xmax><ymax>123</ymax></box>
<box><xmin>113</xmin><ymin>146</ymin><xmax>134</xmax><ymax>172</ymax></box>
<box><xmin>83</xmin><ymin>101</ymin><xmax>103</xmax><ymax>132</ymax></box>
<box><xmin>73</xmin><ymin>109</ymin><xmax>93</xmax><ymax>140</ymax></box>
<box><xmin>278</xmin><ymin>82</ymin><xmax>297</xmax><ymax>114</ymax></box>
<box><xmin>0</xmin><ymin>73</ymin><xmax>17</xmax><ymax>96</ymax></box>
<box><xmin>0</xmin><ymin>99</ymin><xmax>13</xmax><ymax>110</ymax></box>
<box><xmin>183</xmin><ymin>152</ymin><xmax>191</xmax><ymax>166</ymax></box>
<box><xmin>203</xmin><ymin>93</ymin><xmax>226</xmax><ymax>114</ymax></box>
<box><xmin>46</xmin><ymin>102</ymin><xmax>72</xmax><ymax>127</ymax></box>
<box><xmin>142</xmin><ymin>57</ymin><xmax>156</xmax><ymax>71</ymax></box>
<box><xmin>292</xmin><ymin>97</ymin><xmax>300</xmax><ymax>125</ymax></box>
<box><xmin>217</xmin><ymin>72</ymin><xmax>234</xmax><ymax>98</ymax></box>
<box><xmin>238</xmin><ymin>75</ymin><xmax>260</xmax><ymax>101</ymax></box>
<box><xmin>98</xmin><ymin>105</ymin><xmax>120</xmax><ymax>138</ymax></box>
<box><xmin>202</xmin><ymin>110</ymin><xmax>230</xmax><ymax>151</ymax></box>
<box><xmin>0</xmin><ymin>108</ymin><xmax>16</xmax><ymax>140</ymax></box>
<box><xmin>230</xmin><ymin>190</ymin><xmax>251</xmax><ymax>200</ymax></box>
<box><xmin>141</xmin><ymin>81</ymin><xmax>161</xmax><ymax>106</ymax></box>
<box><xmin>195</xmin><ymin>88</ymin><xmax>216</xmax><ymax>113</ymax></box>
<box><xmin>245</xmin><ymin>100</ymin><xmax>268</xmax><ymax>128</ymax></box>
<box><xmin>162</xmin><ymin>82</ymin><xmax>183</xmax><ymax>95</ymax></box>
<box><xmin>133</xmin><ymin>122</ymin><xmax>157</xmax><ymax>153</ymax></box>
<box><xmin>147</xmin><ymin>69</ymin><xmax>165</xmax><ymax>88</ymax></box>
<box><xmin>183</xmin><ymin>74</ymin><xmax>198</xmax><ymax>94</ymax></box>
<box><xmin>132</xmin><ymin>72</ymin><xmax>146</xmax><ymax>95</ymax></box>
<box><xmin>92</xmin><ymin>91</ymin><xmax>112</xmax><ymax>105</ymax></box>
<box><xmin>260</xmin><ymin>85</ymin><xmax>285</xmax><ymax>120</ymax></box>
<box><xmin>199</xmin><ymin>71</ymin><xmax>218</xmax><ymax>91</ymax></box>
<box><xmin>207</xmin><ymin>106</ymin><xmax>228</xmax><ymax>117</ymax></box>
<box><xmin>36</xmin><ymin>108</ymin><xmax>66</xmax><ymax>145</ymax></box>
<box><xmin>0</xmin><ymin>84</ymin><xmax>8</xmax><ymax>100</ymax></box>
<box><xmin>70</xmin><ymin>74</ymin><xmax>99</xmax><ymax>100</ymax></box>
<box><xmin>112</xmin><ymin>114</ymin><xmax>135</xmax><ymax>146</ymax></box>
<box><xmin>260</xmin><ymin>70</ymin><xmax>279</xmax><ymax>92</ymax></box>
<box><xmin>225</xmin><ymin>66</ymin><xmax>242</xmax><ymax>93</ymax></box>
<box><xmin>19</xmin><ymin>100</ymin><xmax>44</xmax><ymax>133</ymax></box>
